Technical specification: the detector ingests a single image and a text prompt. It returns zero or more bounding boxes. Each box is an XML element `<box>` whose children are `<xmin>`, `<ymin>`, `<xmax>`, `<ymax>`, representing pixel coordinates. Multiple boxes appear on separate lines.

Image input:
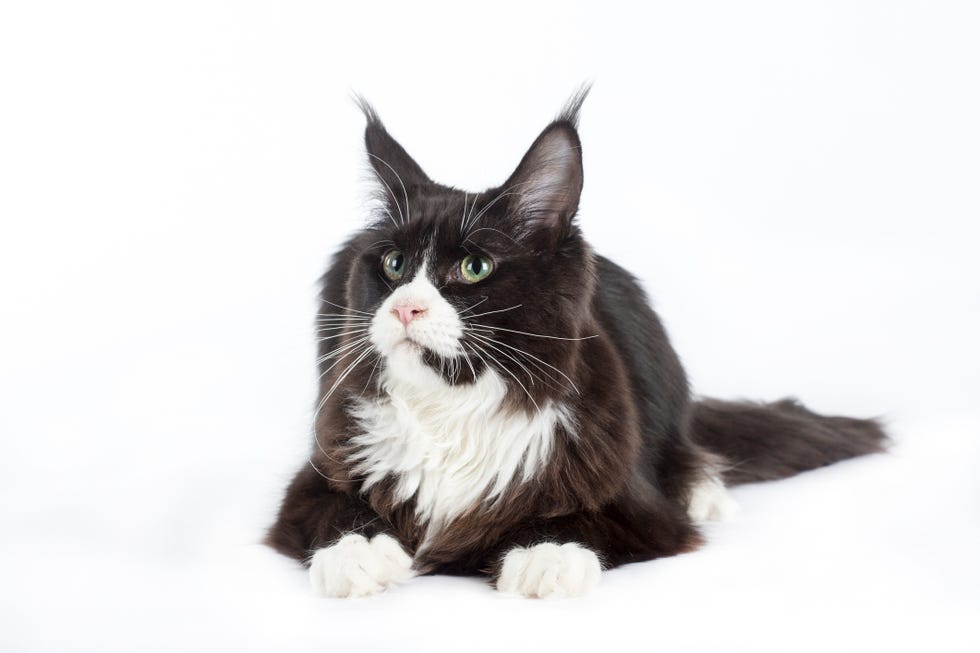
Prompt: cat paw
<box><xmin>497</xmin><ymin>542</ymin><xmax>601</xmax><ymax>598</ymax></box>
<box><xmin>688</xmin><ymin>476</ymin><xmax>738</xmax><ymax>522</ymax></box>
<box><xmin>308</xmin><ymin>533</ymin><xmax>414</xmax><ymax>598</ymax></box>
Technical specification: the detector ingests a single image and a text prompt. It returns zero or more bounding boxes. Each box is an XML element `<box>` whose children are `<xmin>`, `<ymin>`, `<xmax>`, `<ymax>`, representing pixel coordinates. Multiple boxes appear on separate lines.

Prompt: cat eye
<box><xmin>382</xmin><ymin>249</ymin><xmax>405</xmax><ymax>281</ymax></box>
<box><xmin>460</xmin><ymin>254</ymin><xmax>494</xmax><ymax>283</ymax></box>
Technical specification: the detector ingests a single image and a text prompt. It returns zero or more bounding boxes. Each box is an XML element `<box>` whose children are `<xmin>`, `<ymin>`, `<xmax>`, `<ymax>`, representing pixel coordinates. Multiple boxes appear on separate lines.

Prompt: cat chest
<box><xmin>347</xmin><ymin>377</ymin><xmax>570</xmax><ymax>528</ymax></box>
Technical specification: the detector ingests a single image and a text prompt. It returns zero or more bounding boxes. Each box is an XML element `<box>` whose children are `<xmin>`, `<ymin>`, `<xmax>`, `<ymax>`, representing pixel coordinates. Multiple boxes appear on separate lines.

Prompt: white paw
<box><xmin>308</xmin><ymin>533</ymin><xmax>414</xmax><ymax>598</ymax></box>
<box><xmin>497</xmin><ymin>542</ymin><xmax>601</xmax><ymax>598</ymax></box>
<box><xmin>688</xmin><ymin>476</ymin><xmax>739</xmax><ymax>522</ymax></box>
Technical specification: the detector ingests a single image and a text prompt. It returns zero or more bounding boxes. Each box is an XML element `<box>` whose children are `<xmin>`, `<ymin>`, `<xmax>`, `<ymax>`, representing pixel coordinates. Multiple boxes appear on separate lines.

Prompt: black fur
<box><xmin>691</xmin><ymin>398</ymin><xmax>888</xmax><ymax>485</ymax></box>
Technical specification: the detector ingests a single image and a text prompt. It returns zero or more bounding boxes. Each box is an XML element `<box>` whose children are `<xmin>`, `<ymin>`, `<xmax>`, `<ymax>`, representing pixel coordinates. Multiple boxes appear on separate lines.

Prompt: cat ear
<box><xmin>356</xmin><ymin>97</ymin><xmax>431</xmax><ymax>212</ymax></box>
<box><xmin>503</xmin><ymin>87</ymin><xmax>588</xmax><ymax>242</ymax></box>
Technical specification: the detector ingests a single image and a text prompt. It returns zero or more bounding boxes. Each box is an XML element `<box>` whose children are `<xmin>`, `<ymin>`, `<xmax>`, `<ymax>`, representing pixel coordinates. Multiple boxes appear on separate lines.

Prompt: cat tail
<box><xmin>689</xmin><ymin>398</ymin><xmax>889</xmax><ymax>486</ymax></box>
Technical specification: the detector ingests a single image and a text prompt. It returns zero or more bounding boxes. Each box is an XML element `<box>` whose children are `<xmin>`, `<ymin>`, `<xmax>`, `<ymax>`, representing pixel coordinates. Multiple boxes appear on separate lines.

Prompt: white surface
<box><xmin>1</xmin><ymin>1</ymin><xmax>978</xmax><ymax>651</ymax></box>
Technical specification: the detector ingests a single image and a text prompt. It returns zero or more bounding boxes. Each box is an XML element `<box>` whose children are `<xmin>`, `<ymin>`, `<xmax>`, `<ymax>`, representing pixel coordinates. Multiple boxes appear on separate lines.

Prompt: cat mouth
<box><xmin>393</xmin><ymin>336</ymin><xmax>458</xmax><ymax>363</ymax></box>
<box><xmin>393</xmin><ymin>337</ymin><xmax>423</xmax><ymax>354</ymax></box>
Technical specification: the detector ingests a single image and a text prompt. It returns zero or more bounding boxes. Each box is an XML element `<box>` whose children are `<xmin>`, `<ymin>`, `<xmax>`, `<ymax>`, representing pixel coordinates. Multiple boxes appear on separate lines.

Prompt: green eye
<box><xmin>460</xmin><ymin>254</ymin><xmax>494</xmax><ymax>283</ymax></box>
<box><xmin>382</xmin><ymin>249</ymin><xmax>405</xmax><ymax>281</ymax></box>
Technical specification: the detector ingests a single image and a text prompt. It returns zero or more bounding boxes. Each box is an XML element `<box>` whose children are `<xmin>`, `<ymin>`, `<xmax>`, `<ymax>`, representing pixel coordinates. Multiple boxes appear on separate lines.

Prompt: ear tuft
<box><xmin>353</xmin><ymin>93</ymin><xmax>382</xmax><ymax>127</ymax></box>
<box><xmin>555</xmin><ymin>83</ymin><xmax>592</xmax><ymax>128</ymax></box>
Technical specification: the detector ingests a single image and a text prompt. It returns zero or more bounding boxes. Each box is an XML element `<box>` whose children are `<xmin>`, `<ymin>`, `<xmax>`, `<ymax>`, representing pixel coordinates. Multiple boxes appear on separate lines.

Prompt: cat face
<box><xmin>339</xmin><ymin>98</ymin><xmax>595</xmax><ymax>405</ymax></box>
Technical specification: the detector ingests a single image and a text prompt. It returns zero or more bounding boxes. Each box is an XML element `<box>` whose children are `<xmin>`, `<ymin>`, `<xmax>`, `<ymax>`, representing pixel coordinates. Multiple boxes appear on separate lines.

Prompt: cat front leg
<box><xmin>496</xmin><ymin>541</ymin><xmax>602</xmax><ymax>598</ymax></box>
<box><xmin>308</xmin><ymin>532</ymin><xmax>414</xmax><ymax>598</ymax></box>
<box><xmin>488</xmin><ymin>501</ymin><xmax>699</xmax><ymax>598</ymax></box>
<box><xmin>266</xmin><ymin>465</ymin><xmax>414</xmax><ymax>598</ymax></box>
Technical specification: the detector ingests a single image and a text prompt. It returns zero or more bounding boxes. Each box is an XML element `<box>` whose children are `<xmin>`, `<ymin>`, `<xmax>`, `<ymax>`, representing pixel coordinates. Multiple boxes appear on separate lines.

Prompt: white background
<box><xmin>2</xmin><ymin>1</ymin><xmax>978</xmax><ymax>651</ymax></box>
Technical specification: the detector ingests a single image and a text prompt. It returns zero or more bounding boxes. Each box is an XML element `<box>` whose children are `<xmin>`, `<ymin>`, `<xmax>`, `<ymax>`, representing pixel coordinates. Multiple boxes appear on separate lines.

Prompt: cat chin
<box><xmin>382</xmin><ymin>342</ymin><xmax>433</xmax><ymax>379</ymax></box>
<box><xmin>392</xmin><ymin>339</ymin><xmax>423</xmax><ymax>356</ymax></box>
<box><xmin>379</xmin><ymin>339</ymin><xmax>472</xmax><ymax>390</ymax></box>
<box><xmin>378</xmin><ymin>333</ymin><xmax>460</xmax><ymax>359</ymax></box>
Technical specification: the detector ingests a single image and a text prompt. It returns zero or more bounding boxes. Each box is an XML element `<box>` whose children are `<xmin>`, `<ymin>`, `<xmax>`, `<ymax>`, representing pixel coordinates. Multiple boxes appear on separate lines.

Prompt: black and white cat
<box><xmin>267</xmin><ymin>89</ymin><xmax>887</xmax><ymax>598</ymax></box>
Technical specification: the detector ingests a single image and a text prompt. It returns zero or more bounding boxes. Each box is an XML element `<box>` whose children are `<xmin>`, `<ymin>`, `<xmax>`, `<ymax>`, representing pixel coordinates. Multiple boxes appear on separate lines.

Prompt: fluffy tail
<box><xmin>689</xmin><ymin>398</ymin><xmax>888</xmax><ymax>485</ymax></box>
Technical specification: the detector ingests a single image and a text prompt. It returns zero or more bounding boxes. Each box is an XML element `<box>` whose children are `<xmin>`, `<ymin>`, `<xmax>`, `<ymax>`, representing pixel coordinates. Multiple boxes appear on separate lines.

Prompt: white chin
<box><xmin>391</xmin><ymin>336</ymin><xmax>459</xmax><ymax>361</ymax></box>
<box><xmin>383</xmin><ymin>339</ymin><xmax>465</xmax><ymax>389</ymax></box>
<box><xmin>392</xmin><ymin>339</ymin><xmax>422</xmax><ymax>354</ymax></box>
<box><xmin>384</xmin><ymin>341</ymin><xmax>427</xmax><ymax>377</ymax></box>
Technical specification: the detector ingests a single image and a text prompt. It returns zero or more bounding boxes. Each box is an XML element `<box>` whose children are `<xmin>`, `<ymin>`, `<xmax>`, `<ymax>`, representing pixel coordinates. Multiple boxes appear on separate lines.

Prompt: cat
<box><xmin>266</xmin><ymin>88</ymin><xmax>888</xmax><ymax>598</ymax></box>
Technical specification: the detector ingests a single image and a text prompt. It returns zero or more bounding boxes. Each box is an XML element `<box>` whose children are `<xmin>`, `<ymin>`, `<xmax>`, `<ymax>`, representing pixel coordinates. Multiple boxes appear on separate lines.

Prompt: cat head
<box><xmin>338</xmin><ymin>89</ymin><xmax>595</xmax><ymax>406</ymax></box>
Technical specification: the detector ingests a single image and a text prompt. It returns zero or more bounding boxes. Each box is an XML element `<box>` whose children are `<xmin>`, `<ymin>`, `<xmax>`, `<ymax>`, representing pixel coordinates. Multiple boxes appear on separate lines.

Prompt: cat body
<box><xmin>267</xmin><ymin>92</ymin><xmax>887</xmax><ymax>598</ymax></box>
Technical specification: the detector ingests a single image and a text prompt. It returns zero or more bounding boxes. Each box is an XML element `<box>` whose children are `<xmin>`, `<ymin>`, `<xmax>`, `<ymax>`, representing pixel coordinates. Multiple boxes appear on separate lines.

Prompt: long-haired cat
<box><xmin>266</xmin><ymin>89</ymin><xmax>887</xmax><ymax>598</ymax></box>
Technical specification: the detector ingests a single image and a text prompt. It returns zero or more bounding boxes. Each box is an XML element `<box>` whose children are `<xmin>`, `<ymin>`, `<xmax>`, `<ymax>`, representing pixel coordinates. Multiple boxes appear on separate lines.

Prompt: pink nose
<box><xmin>392</xmin><ymin>302</ymin><xmax>427</xmax><ymax>327</ymax></box>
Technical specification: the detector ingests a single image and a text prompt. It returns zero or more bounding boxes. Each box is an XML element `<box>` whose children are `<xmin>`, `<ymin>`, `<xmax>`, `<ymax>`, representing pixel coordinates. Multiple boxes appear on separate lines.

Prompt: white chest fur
<box><xmin>348</xmin><ymin>367</ymin><xmax>572</xmax><ymax>529</ymax></box>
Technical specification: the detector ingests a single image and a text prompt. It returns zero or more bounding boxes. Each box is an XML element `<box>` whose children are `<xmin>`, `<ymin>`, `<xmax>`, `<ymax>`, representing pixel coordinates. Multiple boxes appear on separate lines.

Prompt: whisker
<box><xmin>463</xmin><ymin>190</ymin><xmax>519</xmax><ymax>235</ymax></box>
<box><xmin>306</xmin><ymin>456</ymin><xmax>352</xmax><ymax>484</ymax></box>
<box><xmin>315</xmin><ymin>319</ymin><xmax>370</xmax><ymax>327</ymax></box>
<box><xmin>364</xmin><ymin>239</ymin><xmax>397</xmax><ymax>251</ymax></box>
<box><xmin>321</xmin><ymin>345</ymin><xmax>378</xmax><ymax>406</ymax></box>
<box><xmin>463</xmin><ymin>190</ymin><xmax>481</xmax><ymax>233</ymax></box>
<box><xmin>366</xmin><ymin>153</ymin><xmax>411</xmax><ymax>225</ymax></box>
<box><xmin>316</xmin><ymin>337</ymin><xmax>370</xmax><ymax>365</ymax></box>
<box><xmin>462</xmin><ymin>180</ymin><xmax>536</xmax><ymax>236</ymax></box>
<box><xmin>470</xmin><ymin>331</ymin><xmax>579</xmax><ymax>395</ymax></box>
<box><xmin>457</xmin><ymin>296</ymin><xmax>489</xmax><ymax>315</ymax></box>
<box><xmin>317</xmin><ymin>335</ymin><xmax>368</xmax><ymax>353</ymax></box>
<box><xmin>317</xmin><ymin>342</ymin><xmax>367</xmax><ymax>383</ymax></box>
<box><xmin>309</xmin><ymin>342</ymin><xmax>376</xmax><ymax>477</ymax></box>
<box><xmin>368</xmin><ymin>187</ymin><xmax>400</xmax><ymax>228</ymax></box>
<box><xmin>319</xmin><ymin>300</ymin><xmax>374</xmax><ymax>316</ymax></box>
<box><xmin>365</xmin><ymin>155</ymin><xmax>405</xmax><ymax>226</ymax></box>
<box><xmin>315</xmin><ymin>313</ymin><xmax>373</xmax><ymax>319</ymax></box>
<box><xmin>467</xmin><ymin>323</ymin><xmax>598</xmax><ymax>341</ymax></box>
<box><xmin>469</xmin><ymin>332</ymin><xmax>547</xmax><ymax>391</ymax></box>
<box><xmin>459</xmin><ymin>343</ymin><xmax>478</xmax><ymax>380</ymax></box>
<box><xmin>464</xmin><ymin>226</ymin><xmax>523</xmax><ymax>248</ymax></box>
<box><xmin>376</xmin><ymin>205</ymin><xmax>399</xmax><ymax>229</ymax></box>
<box><xmin>463</xmin><ymin>340</ymin><xmax>489</xmax><ymax>375</ymax></box>
<box><xmin>315</xmin><ymin>319</ymin><xmax>373</xmax><ymax>326</ymax></box>
<box><xmin>361</xmin><ymin>354</ymin><xmax>382</xmax><ymax>396</ymax></box>
<box><xmin>314</xmin><ymin>344</ymin><xmax>372</xmax><ymax>392</ymax></box>
<box><xmin>468</xmin><ymin>339</ymin><xmax>540</xmax><ymax>413</ymax></box>
<box><xmin>315</xmin><ymin>323</ymin><xmax>372</xmax><ymax>332</ymax></box>
<box><xmin>315</xmin><ymin>325</ymin><xmax>370</xmax><ymax>334</ymax></box>
<box><xmin>461</xmin><ymin>304</ymin><xmax>523</xmax><ymax>320</ymax></box>
<box><xmin>316</xmin><ymin>328</ymin><xmax>371</xmax><ymax>339</ymax></box>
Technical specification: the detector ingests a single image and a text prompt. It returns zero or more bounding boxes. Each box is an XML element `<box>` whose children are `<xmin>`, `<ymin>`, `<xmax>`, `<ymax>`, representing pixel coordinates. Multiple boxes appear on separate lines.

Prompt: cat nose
<box><xmin>392</xmin><ymin>302</ymin><xmax>427</xmax><ymax>327</ymax></box>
